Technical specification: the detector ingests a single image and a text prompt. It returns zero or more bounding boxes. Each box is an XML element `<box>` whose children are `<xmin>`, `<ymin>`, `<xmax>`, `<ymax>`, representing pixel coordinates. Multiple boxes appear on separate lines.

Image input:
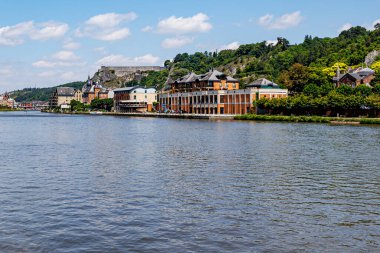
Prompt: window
<box><xmin>145</xmin><ymin>95</ymin><xmax>147</xmax><ymax>99</ymax></box>
<box><xmin>145</xmin><ymin>90</ymin><xmax>147</xmax><ymax>93</ymax></box>
<box><xmin>134</xmin><ymin>95</ymin><xmax>136</xmax><ymax>99</ymax></box>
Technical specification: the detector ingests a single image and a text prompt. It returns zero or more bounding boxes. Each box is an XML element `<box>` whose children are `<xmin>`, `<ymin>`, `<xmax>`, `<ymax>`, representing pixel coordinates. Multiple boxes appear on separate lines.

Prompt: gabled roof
<box><xmin>175</xmin><ymin>72</ymin><xmax>201</xmax><ymax>83</ymax></box>
<box><xmin>56</xmin><ymin>87</ymin><xmax>75</xmax><ymax>96</ymax></box>
<box><xmin>246</xmin><ymin>78</ymin><xmax>279</xmax><ymax>88</ymax></box>
<box><xmin>199</xmin><ymin>69</ymin><xmax>238</xmax><ymax>82</ymax></box>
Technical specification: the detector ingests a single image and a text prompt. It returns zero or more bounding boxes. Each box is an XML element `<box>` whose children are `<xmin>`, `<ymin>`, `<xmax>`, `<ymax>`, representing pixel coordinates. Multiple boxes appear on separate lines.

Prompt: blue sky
<box><xmin>1</xmin><ymin>0</ymin><xmax>380</xmax><ymax>92</ymax></box>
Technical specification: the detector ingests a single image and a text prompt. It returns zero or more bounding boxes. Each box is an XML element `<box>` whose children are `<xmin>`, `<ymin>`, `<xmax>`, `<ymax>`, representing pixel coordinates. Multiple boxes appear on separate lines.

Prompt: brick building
<box><xmin>158</xmin><ymin>70</ymin><xmax>287</xmax><ymax>114</ymax></box>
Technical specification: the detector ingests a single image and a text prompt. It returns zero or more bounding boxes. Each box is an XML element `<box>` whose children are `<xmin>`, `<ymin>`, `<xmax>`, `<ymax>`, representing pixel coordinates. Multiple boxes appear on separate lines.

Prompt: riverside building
<box><xmin>49</xmin><ymin>87</ymin><xmax>82</xmax><ymax>108</ymax></box>
<box><xmin>158</xmin><ymin>70</ymin><xmax>288</xmax><ymax>115</ymax></box>
<box><xmin>113</xmin><ymin>86</ymin><xmax>157</xmax><ymax>112</ymax></box>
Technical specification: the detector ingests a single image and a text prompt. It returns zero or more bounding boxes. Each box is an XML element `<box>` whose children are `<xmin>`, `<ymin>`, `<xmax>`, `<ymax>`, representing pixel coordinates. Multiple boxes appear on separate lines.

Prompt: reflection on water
<box><xmin>0</xmin><ymin>111</ymin><xmax>379</xmax><ymax>252</ymax></box>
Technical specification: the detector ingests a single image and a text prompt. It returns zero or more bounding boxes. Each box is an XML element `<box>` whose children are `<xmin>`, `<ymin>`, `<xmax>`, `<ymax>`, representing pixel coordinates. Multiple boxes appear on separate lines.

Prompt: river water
<box><xmin>0</xmin><ymin>111</ymin><xmax>379</xmax><ymax>252</ymax></box>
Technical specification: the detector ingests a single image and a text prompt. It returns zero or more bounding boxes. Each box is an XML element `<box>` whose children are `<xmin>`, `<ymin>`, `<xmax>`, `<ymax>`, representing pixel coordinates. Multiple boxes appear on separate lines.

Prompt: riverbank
<box><xmin>235</xmin><ymin>114</ymin><xmax>380</xmax><ymax>125</ymax></box>
<box><xmin>0</xmin><ymin>108</ymin><xmax>19</xmax><ymax>112</ymax></box>
<box><xmin>41</xmin><ymin>110</ymin><xmax>236</xmax><ymax>120</ymax></box>
<box><xmin>41</xmin><ymin>110</ymin><xmax>380</xmax><ymax>124</ymax></box>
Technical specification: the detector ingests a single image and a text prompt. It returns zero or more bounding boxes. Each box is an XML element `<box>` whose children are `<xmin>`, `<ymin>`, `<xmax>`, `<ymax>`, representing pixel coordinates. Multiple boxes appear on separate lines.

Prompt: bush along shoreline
<box><xmin>235</xmin><ymin>114</ymin><xmax>380</xmax><ymax>125</ymax></box>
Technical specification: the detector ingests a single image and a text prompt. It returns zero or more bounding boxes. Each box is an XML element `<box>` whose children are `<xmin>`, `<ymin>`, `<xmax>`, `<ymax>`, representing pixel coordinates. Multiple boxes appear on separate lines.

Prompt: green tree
<box><xmin>279</xmin><ymin>63</ymin><xmax>310</xmax><ymax>93</ymax></box>
<box><xmin>336</xmin><ymin>84</ymin><xmax>353</xmax><ymax>96</ymax></box>
<box><xmin>303</xmin><ymin>83</ymin><xmax>320</xmax><ymax>97</ymax></box>
<box><xmin>354</xmin><ymin>84</ymin><xmax>372</xmax><ymax>97</ymax></box>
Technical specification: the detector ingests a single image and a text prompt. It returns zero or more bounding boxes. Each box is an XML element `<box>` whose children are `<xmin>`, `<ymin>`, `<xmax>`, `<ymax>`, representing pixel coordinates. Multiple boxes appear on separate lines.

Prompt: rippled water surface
<box><xmin>0</xmin><ymin>111</ymin><xmax>379</xmax><ymax>252</ymax></box>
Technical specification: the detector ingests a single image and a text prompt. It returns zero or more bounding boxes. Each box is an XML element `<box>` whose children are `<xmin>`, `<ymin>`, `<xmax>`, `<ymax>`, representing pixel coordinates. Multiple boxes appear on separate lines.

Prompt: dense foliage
<box><xmin>160</xmin><ymin>25</ymin><xmax>380</xmax><ymax>88</ymax></box>
<box><xmin>90</xmin><ymin>98</ymin><xmax>113</xmax><ymax>111</ymax></box>
<box><xmin>70</xmin><ymin>98</ymin><xmax>113</xmax><ymax>112</ymax></box>
<box><xmin>10</xmin><ymin>82</ymin><xmax>84</xmax><ymax>102</ymax></box>
<box><xmin>256</xmin><ymin>84</ymin><xmax>380</xmax><ymax>117</ymax></box>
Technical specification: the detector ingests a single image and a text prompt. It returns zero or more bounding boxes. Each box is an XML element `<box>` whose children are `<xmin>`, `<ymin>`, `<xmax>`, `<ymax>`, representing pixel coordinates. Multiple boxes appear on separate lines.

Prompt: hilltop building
<box><xmin>113</xmin><ymin>86</ymin><xmax>157</xmax><ymax>112</ymax></box>
<box><xmin>333</xmin><ymin>66</ymin><xmax>375</xmax><ymax>88</ymax></box>
<box><xmin>49</xmin><ymin>87</ymin><xmax>82</xmax><ymax>108</ymax></box>
<box><xmin>158</xmin><ymin>70</ymin><xmax>287</xmax><ymax>114</ymax></box>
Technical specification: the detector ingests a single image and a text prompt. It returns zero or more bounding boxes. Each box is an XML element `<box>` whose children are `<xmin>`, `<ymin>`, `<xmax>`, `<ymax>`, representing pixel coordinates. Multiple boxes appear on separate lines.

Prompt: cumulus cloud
<box><xmin>94</xmin><ymin>47</ymin><xmax>107</xmax><ymax>54</ymax></box>
<box><xmin>38</xmin><ymin>71</ymin><xmax>56</xmax><ymax>77</ymax></box>
<box><xmin>258</xmin><ymin>11</ymin><xmax>302</xmax><ymax>29</ymax></box>
<box><xmin>338</xmin><ymin>23</ymin><xmax>353</xmax><ymax>33</ymax></box>
<box><xmin>161</xmin><ymin>37</ymin><xmax>194</xmax><ymax>48</ymax></box>
<box><xmin>60</xmin><ymin>71</ymin><xmax>80</xmax><ymax>80</ymax></box>
<box><xmin>0</xmin><ymin>66</ymin><xmax>14</xmax><ymax>76</ymax></box>
<box><xmin>85</xmin><ymin>12</ymin><xmax>137</xmax><ymax>28</ymax></box>
<box><xmin>0</xmin><ymin>21</ymin><xmax>68</xmax><ymax>46</ymax></box>
<box><xmin>219</xmin><ymin>41</ymin><xmax>240</xmax><ymax>50</ymax></box>
<box><xmin>157</xmin><ymin>13</ymin><xmax>212</xmax><ymax>34</ymax></box>
<box><xmin>96</xmin><ymin>54</ymin><xmax>160</xmax><ymax>66</ymax></box>
<box><xmin>266</xmin><ymin>39</ymin><xmax>278</xmax><ymax>46</ymax></box>
<box><xmin>33</xmin><ymin>50</ymin><xmax>83</xmax><ymax>68</ymax></box>
<box><xmin>63</xmin><ymin>41</ymin><xmax>81</xmax><ymax>50</ymax></box>
<box><xmin>95</xmin><ymin>28</ymin><xmax>131</xmax><ymax>41</ymax></box>
<box><xmin>372</xmin><ymin>19</ymin><xmax>380</xmax><ymax>29</ymax></box>
<box><xmin>141</xmin><ymin>26</ymin><xmax>153</xmax><ymax>32</ymax></box>
<box><xmin>76</xmin><ymin>12</ymin><xmax>136</xmax><ymax>41</ymax></box>
<box><xmin>32</xmin><ymin>60</ymin><xmax>85</xmax><ymax>68</ymax></box>
<box><xmin>52</xmin><ymin>51</ymin><xmax>80</xmax><ymax>61</ymax></box>
<box><xmin>30</xmin><ymin>22</ymin><xmax>69</xmax><ymax>40</ymax></box>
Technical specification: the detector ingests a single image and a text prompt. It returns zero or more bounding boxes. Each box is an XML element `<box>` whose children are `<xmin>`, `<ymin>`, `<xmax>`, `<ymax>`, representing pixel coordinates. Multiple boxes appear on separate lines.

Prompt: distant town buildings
<box><xmin>333</xmin><ymin>66</ymin><xmax>376</xmax><ymax>88</ymax></box>
<box><xmin>113</xmin><ymin>86</ymin><xmax>157</xmax><ymax>112</ymax></box>
<box><xmin>158</xmin><ymin>70</ymin><xmax>288</xmax><ymax>114</ymax></box>
<box><xmin>0</xmin><ymin>92</ymin><xmax>15</xmax><ymax>108</ymax></box>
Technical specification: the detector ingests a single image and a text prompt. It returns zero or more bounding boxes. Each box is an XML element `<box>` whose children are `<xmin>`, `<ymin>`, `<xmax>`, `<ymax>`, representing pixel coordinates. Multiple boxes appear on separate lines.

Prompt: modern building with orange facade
<box><xmin>158</xmin><ymin>70</ymin><xmax>288</xmax><ymax>114</ymax></box>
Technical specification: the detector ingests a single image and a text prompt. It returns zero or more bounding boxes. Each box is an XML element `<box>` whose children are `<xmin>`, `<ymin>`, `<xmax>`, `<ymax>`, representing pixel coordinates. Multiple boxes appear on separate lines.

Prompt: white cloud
<box><xmin>63</xmin><ymin>41</ymin><xmax>81</xmax><ymax>50</ymax></box>
<box><xmin>30</xmin><ymin>22</ymin><xmax>69</xmax><ymax>40</ymax></box>
<box><xmin>96</xmin><ymin>54</ymin><xmax>160</xmax><ymax>66</ymax></box>
<box><xmin>60</xmin><ymin>71</ymin><xmax>79</xmax><ymax>80</ymax></box>
<box><xmin>338</xmin><ymin>23</ymin><xmax>353</xmax><ymax>33</ymax></box>
<box><xmin>32</xmin><ymin>60</ymin><xmax>85</xmax><ymax>68</ymax></box>
<box><xmin>76</xmin><ymin>12</ymin><xmax>136</xmax><ymax>41</ymax></box>
<box><xmin>32</xmin><ymin>60</ymin><xmax>55</xmax><ymax>68</ymax></box>
<box><xmin>157</xmin><ymin>13</ymin><xmax>212</xmax><ymax>34</ymax></box>
<box><xmin>85</xmin><ymin>12</ymin><xmax>137</xmax><ymax>28</ymax></box>
<box><xmin>219</xmin><ymin>41</ymin><xmax>240</xmax><ymax>50</ymax></box>
<box><xmin>94</xmin><ymin>47</ymin><xmax>107</xmax><ymax>54</ymax></box>
<box><xmin>33</xmin><ymin>50</ymin><xmax>84</xmax><ymax>68</ymax></box>
<box><xmin>0</xmin><ymin>21</ymin><xmax>34</xmax><ymax>46</ymax></box>
<box><xmin>372</xmin><ymin>19</ymin><xmax>380</xmax><ymax>29</ymax></box>
<box><xmin>0</xmin><ymin>66</ymin><xmax>14</xmax><ymax>76</ymax></box>
<box><xmin>0</xmin><ymin>21</ymin><xmax>68</xmax><ymax>46</ymax></box>
<box><xmin>52</xmin><ymin>51</ymin><xmax>80</xmax><ymax>61</ymax></box>
<box><xmin>162</xmin><ymin>37</ymin><xmax>194</xmax><ymax>48</ymax></box>
<box><xmin>94</xmin><ymin>28</ymin><xmax>131</xmax><ymax>41</ymax></box>
<box><xmin>141</xmin><ymin>26</ymin><xmax>153</xmax><ymax>32</ymax></box>
<box><xmin>38</xmin><ymin>71</ymin><xmax>56</xmax><ymax>77</ymax></box>
<box><xmin>258</xmin><ymin>11</ymin><xmax>302</xmax><ymax>30</ymax></box>
<box><xmin>266</xmin><ymin>39</ymin><xmax>278</xmax><ymax>46</ymax></box>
